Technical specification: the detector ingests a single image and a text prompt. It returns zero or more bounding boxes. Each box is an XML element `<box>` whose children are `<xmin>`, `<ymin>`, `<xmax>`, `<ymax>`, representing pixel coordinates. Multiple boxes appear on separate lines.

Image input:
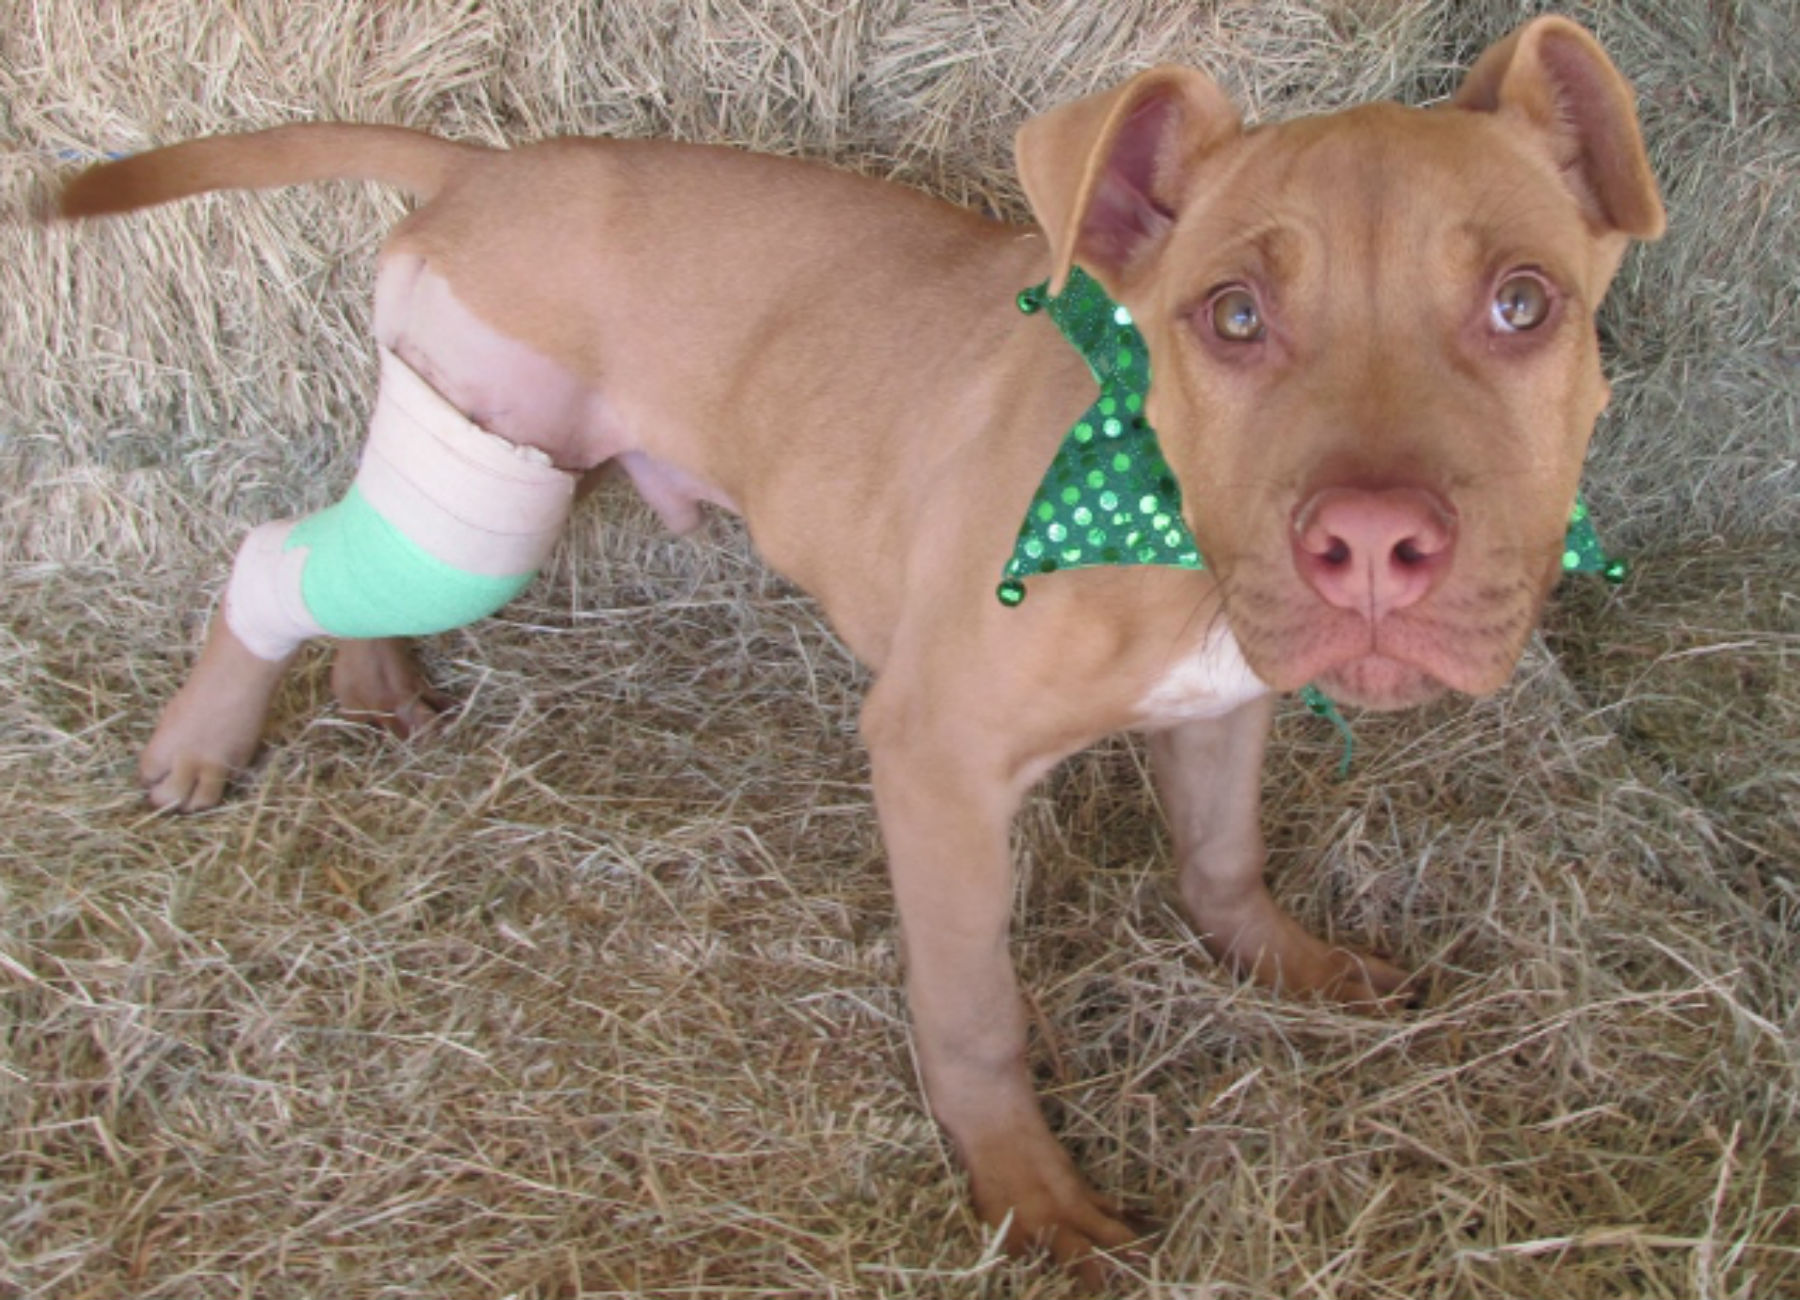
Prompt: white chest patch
<box><xmin>1135</xmin><ymin>623</ymin><xmax>1270</xmax><ymax>726</ymax></box>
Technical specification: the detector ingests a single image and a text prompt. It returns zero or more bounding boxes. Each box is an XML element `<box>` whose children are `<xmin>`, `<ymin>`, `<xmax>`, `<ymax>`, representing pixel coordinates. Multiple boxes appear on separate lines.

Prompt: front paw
<box><xmin>1181</xmin><ymin>880</ymin><xmax>1415</xmax><ymax>1010</ymax></box>
<box><xmin>962</xmin><ymin>1128</ymin><xmax>1152</xmax><ymax>1288</ymax></box>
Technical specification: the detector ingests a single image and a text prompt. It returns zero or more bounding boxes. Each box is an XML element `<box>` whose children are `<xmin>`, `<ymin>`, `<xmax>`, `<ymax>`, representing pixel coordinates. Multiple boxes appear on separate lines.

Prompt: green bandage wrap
<box><xmin>288</xmin><ymin>485</ymin><xmax>535</xmax><ymax>638</ymax></box>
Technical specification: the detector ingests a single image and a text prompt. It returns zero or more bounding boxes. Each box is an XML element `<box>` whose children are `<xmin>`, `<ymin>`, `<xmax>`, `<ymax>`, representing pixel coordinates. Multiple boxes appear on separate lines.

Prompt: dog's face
<box><xmin>1143</xmin><ymin>102</ymin><xmax>1630</xmax><ymax>708</ymax></box>
<box><xmin>1018</xmin><ymin>18</ymin><xmax>1663</xmax><ymax>710</ymax></box>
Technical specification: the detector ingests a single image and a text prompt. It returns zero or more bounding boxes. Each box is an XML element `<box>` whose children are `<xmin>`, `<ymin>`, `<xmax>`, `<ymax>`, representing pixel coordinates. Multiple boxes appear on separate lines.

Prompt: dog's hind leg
<box><xmin>139</xmin><ymin>616</ymin><xmax>297</xmax><ymax>812</ymax></box>
<box><xmin>139</xmin><ymin>347</ymin><xmax>577</xmax><ymax>811</ymax></box>
<box><xmin>329</xmin><ymin>637</ymin><xmax>455</xmax><ymax>739</ymax></box>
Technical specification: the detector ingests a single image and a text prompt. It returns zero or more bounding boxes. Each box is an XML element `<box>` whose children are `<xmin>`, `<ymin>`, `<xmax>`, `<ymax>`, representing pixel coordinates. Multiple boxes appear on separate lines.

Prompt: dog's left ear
<box><xmin>1016</xmin><ymin>66</ymin><xmax>1241</xmax><ymax>296</ymax></box>
<box><xmin>1453</xmin><ymin>16</ymin><xmax>1665</xmax><ymax>240</ymax></box>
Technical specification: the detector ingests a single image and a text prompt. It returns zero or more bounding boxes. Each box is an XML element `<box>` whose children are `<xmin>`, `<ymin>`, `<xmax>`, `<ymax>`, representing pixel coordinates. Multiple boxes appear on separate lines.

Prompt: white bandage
<box><xmin>223</xmin><ymin>348</ymin><xmax>577</xmax><ymax>661</ymax></box>
<box><xmin>225</xmin><ymin>518</ymin><xmax>325</xmax><ymax>660</ymax></box>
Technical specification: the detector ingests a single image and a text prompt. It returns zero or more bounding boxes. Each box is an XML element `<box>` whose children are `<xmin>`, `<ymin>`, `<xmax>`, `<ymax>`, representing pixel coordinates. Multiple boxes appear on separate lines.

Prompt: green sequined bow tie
<box><xmin>997</xmin><ymin>267</ymin><xmax>1625</xmax><ymax>605</ymax></box>
<box><xmin>997</xmin><ymin>267</ymin><xmax>1627</xmax><ymax>772</ymax></box>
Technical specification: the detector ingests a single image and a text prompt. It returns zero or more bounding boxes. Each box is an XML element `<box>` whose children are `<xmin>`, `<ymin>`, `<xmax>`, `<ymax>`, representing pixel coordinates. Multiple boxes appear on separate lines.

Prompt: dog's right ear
<box><xmin>1015</xmin><ymin>67</ymin><xmax>1241</xmax><ymax>296</ymax></box>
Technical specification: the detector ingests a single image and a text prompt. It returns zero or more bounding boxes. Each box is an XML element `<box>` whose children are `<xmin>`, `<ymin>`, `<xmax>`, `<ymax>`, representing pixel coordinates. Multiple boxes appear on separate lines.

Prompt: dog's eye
<box><xmin>1210</xmin><ymin>287</ymin><xmax>1265</xmax><ymax>343</ymax></box>
<box><xmin>1492</xmin><ymin>274</ymin><xmax>1550</xmax><ymax>331</ymax></box>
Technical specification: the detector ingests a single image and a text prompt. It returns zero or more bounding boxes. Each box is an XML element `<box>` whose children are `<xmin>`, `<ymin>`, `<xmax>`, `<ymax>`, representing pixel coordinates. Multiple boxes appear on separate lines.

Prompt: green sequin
<box><xmin>996</xmin><ymin>268</ymin><xmax>1204</xmax><ymax>605</ymax></box>
<box><xmin>1560</xmin><ymin>493</ymin><xmax>1624</xmax><ymax>583</ymax></box>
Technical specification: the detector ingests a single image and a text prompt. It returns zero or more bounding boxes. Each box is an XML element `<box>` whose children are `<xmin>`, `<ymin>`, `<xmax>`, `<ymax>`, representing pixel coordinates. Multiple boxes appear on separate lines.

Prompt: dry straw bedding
<box><xmin>2</xmin><ymin>1</ymin><xmax>1796</xmax><ymax>1296</ymax></box>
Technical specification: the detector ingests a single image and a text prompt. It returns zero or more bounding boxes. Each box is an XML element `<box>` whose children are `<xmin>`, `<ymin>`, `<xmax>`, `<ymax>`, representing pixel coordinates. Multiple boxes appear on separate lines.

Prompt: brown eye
<box><xmin>1493</xmin><ymin>273</ymin><xmax>1550</xmax><ymax>331</ymax></box>
<box><xmin>1210</xmin><ymin>287</ymin><xmax>1265</xmax><ymax>342</ymax></box>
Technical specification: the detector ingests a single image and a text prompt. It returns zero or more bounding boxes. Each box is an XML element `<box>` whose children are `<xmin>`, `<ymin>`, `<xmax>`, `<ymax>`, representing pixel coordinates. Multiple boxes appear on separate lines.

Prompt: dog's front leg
<box><xmin>1148</xmin><ymin>697</ymin><xmax>1410</xmax><ymax>1007</ymax></box>
<box><xmin>863</xmin><ymin>686</ymin><xmax>1142</xmax><ymax>1279</ymax></box>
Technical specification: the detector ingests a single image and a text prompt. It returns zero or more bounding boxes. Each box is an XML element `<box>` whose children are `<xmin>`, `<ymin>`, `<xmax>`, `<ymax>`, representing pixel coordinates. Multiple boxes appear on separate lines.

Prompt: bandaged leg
<box><xmin>224</xmin><ymin>348</ymin><xmax>577</xmax><ymax>661</ymax></box>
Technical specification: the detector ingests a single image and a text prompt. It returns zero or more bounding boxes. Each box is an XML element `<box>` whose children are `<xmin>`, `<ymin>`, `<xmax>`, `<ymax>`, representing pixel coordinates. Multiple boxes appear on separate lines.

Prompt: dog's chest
<box><xmin>1134</xmin><ymin>624</ymin><xmax>1268</xmax><ymax>726</ymax></box>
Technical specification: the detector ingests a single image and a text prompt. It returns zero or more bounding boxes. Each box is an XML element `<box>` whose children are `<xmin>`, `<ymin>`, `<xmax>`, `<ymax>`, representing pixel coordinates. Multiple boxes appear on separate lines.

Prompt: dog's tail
<box><xmin>57</xmin><ymin>123</ymin><xmax>485</xmax><ymax>219</ymax></box>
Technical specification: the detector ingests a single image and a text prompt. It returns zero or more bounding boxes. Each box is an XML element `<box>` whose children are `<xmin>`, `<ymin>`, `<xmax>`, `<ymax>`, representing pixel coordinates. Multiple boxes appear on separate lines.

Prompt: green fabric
<box><xmin>287</xmin><ymin>484</ymin><xmax>534</xmax><ymax>638</ymax></box>
<box><xmin>1561</xmin><ymin>495</ymin><xmax>1628</xmax><ymax>583</ymax></box>
<box><xmin>997</xmin><ymin>269</ymin><xmax>1202</xmax><ymax>607</ymax></box>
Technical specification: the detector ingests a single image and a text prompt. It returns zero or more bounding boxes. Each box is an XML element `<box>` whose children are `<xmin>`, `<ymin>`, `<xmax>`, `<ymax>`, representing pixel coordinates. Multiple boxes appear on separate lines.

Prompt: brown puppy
<box><xmin>58</xmin><ymin>16</ymin><xmax>1661</xmax><ymax>1280</ymax></box>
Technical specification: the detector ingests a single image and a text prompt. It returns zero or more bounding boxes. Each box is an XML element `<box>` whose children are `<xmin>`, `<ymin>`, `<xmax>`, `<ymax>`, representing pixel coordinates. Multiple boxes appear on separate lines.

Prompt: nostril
<box><xmin>1394</xmin><ymin>538</ymin><xmax>1425</xmax><ymax>566</ymax></box>
<box><xmin>1323</xmin><ymin>537</ymin><xmax>1351</xmax><ymax>566</ymax></box>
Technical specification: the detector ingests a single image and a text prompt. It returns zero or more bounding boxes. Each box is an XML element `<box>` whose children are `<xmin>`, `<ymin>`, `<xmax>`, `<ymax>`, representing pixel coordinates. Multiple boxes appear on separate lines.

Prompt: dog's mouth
<box><xmin>1207</xmin><ymin>526</ymin><xmax>1558</xmax><ymax>710</ymax></box>
<box><xmin>1223</xmin><ymin>592</ymin><xmax>1541</xmax><ymax>711</ymax></box>
<box><xmin>1311</xmin><ymin>655</ymin><xmax>1448</xmax><ymax>710</ymax></box>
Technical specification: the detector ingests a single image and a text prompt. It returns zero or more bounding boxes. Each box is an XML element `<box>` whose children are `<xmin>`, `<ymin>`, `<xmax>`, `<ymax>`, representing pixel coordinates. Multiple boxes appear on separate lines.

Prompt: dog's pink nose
<box><xmin>1292</xmin><ymin>487</ymin><xmax>1455</xmax><ymax>617</ymax></box>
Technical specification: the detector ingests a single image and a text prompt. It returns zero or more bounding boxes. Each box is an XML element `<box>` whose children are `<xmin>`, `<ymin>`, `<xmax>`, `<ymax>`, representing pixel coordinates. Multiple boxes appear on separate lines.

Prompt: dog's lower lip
<box><xmin>1228</xmin><ymin>601</ymin><xmax>1515</xmax><ymax>703</ymax></box>
<box><xmin>1237</xmin><ymin>625</ymin><xmax>1448</xmax><ymax>700</ymax></box>
<box><xmin>1314</xmin><ymin>655</ymin><xmax>1448</xmax><ymax>709</ymax></box>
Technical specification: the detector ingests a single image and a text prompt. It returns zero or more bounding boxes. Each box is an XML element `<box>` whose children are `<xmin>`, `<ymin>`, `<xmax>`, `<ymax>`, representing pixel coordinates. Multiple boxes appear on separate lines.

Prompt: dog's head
<box><xmin>1016</xmin><ymin>17</ymin><xmax>1663</xmax><ymax>710</ymax></box>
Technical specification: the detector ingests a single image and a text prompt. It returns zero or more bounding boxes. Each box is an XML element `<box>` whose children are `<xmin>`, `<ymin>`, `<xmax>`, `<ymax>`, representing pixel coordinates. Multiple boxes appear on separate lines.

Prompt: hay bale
<box><xmin>2</xmin><ymin>2</ymin><xmax>1795</xmax><ymax>1295</ymax></box>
